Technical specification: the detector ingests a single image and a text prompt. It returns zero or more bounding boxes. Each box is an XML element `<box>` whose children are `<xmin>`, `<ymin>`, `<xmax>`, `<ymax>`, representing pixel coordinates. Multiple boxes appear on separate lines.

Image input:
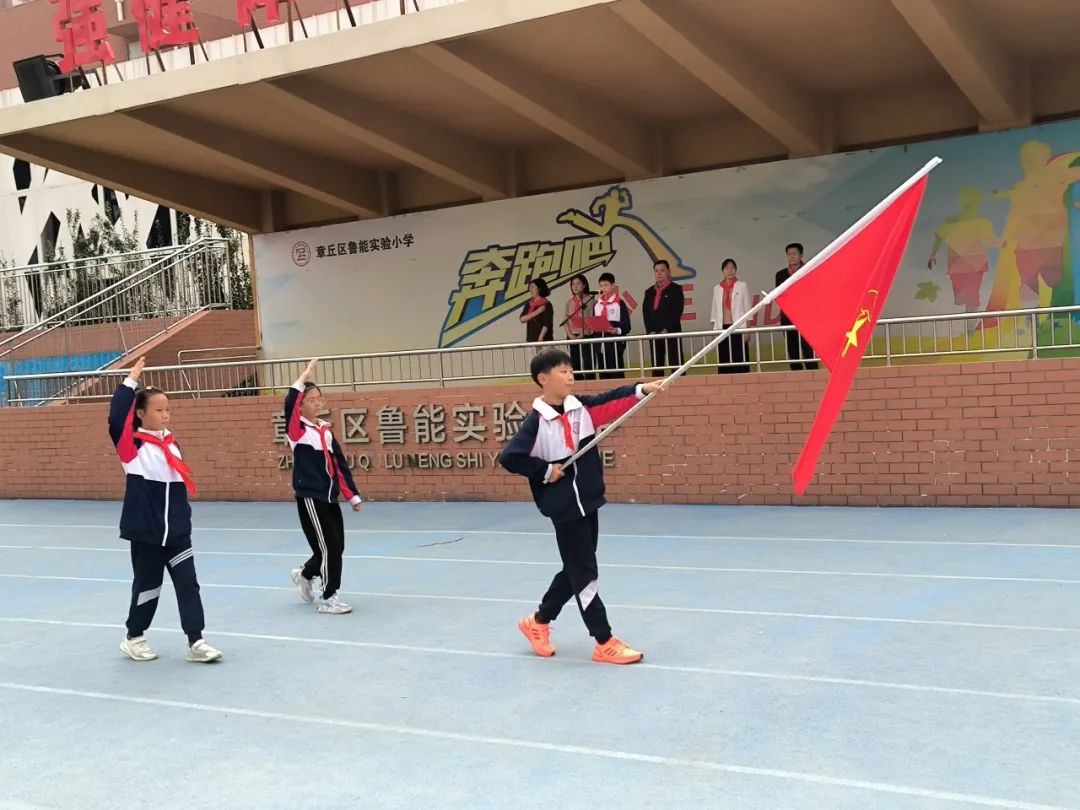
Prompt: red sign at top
<box><xmin>131</xmin><ymin>0</ymin><xmax>202</xmax><ymax>51</ymax></box>
<box><xmin>236</xmin><ymin>0</ymin><xmax>300</xmax><ymax>27</ymax></box>
<box><xmin>49</xmin><ymin>0</ymin><xmax>116</xmax><ymax>72</ymax></box>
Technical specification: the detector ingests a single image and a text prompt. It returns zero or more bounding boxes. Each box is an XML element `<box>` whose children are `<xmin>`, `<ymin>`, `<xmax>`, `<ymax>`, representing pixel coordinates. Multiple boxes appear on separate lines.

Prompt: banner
<box><xmin>251</xmin><ymin>118</ymin><xmax>1080</xmax><ymax>360</ymax></box>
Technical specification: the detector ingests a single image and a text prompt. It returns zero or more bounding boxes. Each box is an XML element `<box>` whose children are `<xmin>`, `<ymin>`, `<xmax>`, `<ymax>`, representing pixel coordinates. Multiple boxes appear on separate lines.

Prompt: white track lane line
<box><xmin>0</xmin><ymin>681</ymin><xmax>1072</xmax><ymax>810</ymax></box>
<box><xmin>0</xmin><ymin>572</ymin><xmax>1077</xmax><ymax>634</ymax></box>
<box><xmin>2</xmin><ymin>616</ymin><xmax>1078</xmax><ymax>708</ymax></box>
<box><xmin>0</xmin><ymin>545</ymin><xmax>1076</xmax><ymax>584</ymax></box>
<box><xmin>0</xmin><ymin>523</ymin><xmax>1077</xmax><ymax>549</ymax></box>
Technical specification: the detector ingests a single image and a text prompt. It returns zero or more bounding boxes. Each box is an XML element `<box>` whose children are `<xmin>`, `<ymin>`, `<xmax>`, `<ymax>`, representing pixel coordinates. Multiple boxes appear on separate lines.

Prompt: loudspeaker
<box><xmin>12</xmin><ymin>56</ymin><xmax>89</xmax><ymax>102</ymax></box>
<box><xmin>13</xmin><ymin>56</ymin><xmax>60</xmax><ymax>102</ymax></box>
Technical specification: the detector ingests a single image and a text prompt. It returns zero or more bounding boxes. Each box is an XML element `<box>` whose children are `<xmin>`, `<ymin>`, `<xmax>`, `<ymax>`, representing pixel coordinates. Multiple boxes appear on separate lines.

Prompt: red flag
<box><xmin>776</xmin><ymin>172</ymin><xmax>931</xmax><ymax>495</ymax></box>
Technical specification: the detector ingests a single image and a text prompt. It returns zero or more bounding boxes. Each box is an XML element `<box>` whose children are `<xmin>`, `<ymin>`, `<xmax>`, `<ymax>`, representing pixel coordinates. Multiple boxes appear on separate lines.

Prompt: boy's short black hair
<box><xmin>599</xmin><ymin>271</ymin><xmax>615</xmax><ymax>285</ymax></box>
<box><xmin>530</xmin><ymin>348</ymin><xmax>573</xmax><ymax>385</ymax></box>
<box><xmin>785</xmin><ymin>242</ymin><xmax>804</xmax><ymax>255</ymax></box>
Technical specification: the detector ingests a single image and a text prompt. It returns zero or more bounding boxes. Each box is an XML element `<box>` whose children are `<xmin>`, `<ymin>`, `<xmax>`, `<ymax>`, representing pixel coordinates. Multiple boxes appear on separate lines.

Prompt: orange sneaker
<box><xmin>592</xmin><ymin>636</ymin><xmax>643</xmax><ymax>665</ymax></box>
<box><xmin>518</xmin><ymin>614</ymin><xmax>555</xmax><ymax>657</ymax></box>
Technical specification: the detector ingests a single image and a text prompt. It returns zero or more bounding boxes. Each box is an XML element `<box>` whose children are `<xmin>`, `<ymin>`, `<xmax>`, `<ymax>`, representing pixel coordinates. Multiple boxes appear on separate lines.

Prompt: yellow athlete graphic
<box><xmin>555</xmin><ymin>186</ymin><xmax>696</xmax><ymax>282</ymax></box>
<box><xmin>439</xmin><ymin>185</ymin><xmax>696</xmax><ymax>347</ymax></box>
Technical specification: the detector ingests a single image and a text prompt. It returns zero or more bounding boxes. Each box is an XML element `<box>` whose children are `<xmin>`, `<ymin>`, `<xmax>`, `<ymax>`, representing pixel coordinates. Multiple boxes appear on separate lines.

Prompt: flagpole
<box><xmin>562</xmin><ymin>156</ymin><xmax>943</xmax><ymax>468</ymax></box>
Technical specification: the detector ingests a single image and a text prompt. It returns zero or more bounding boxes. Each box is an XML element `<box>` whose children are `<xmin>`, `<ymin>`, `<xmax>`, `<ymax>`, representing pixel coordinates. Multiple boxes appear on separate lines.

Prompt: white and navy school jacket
<box><xmin>499</xmin><ymin>384</ymin><xmax>645</xmax><ymax>525</ymax></box>
<box><xmin>594</xmin><ymin>295</ymin><xmax>632</xmax><ymax>336</ymax></box>
<box><xmin>284</xmin><ymin>383</ymin><xmax>362</xmax><ymax>505</ymax></box>
<box><xmin>108</xmin><ymin>380</ymin><xmax>193</xmax><ymax>546</ymax></box>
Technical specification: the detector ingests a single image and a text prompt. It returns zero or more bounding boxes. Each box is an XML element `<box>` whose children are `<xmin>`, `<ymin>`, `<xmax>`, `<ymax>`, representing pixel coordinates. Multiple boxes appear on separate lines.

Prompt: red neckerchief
<box><xmin>569</xmin><ymin>295</ymin><xmax>587</xmax><ymax>330</ymax></box>
<box><xmin>652</xmin><ymin>279</ymin><xmax>671</xmax><ymax>310</ymax></box>
<box><xmin>527</xmin><ymin>297</ymin><xmax>549</xmax><ymax>314</ymax></box>
<box><xmin>556</xmin><ymin>413</ymin><xmax>575</xmax><ymax>452</ymax></box>
<box><xmin>135</xmin><ymin>431</ymin><xmax>197</xmax><ymax>495</ymax></box>
<box><xmin>721</xmin><ymin>277</ymin><xmax>737</xmax><ymax>311</ymax></box>
<box><xmin>598</xmin><ymin>291</ymin><xmax>618</xmax><ymax>312</ymax></box>
<box><xmin>314</xmin><ymin>422</ymin><xmax>339</xmax><ymax>479</ymax></box>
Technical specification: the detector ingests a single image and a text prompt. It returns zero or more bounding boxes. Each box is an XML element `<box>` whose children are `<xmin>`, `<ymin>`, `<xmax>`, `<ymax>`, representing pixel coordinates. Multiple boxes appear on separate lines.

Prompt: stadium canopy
<box><xmin>1</xmin><ymin>0</ymin><xmax>1078</xmax><ymax>234</ymax></box>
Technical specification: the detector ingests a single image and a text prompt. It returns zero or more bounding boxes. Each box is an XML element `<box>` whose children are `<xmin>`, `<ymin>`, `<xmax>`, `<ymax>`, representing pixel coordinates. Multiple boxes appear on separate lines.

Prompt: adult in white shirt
<box><xmin>709</xmin><ymin>258</ymin><xmax>750</xmax><ymax>373</ymax></box>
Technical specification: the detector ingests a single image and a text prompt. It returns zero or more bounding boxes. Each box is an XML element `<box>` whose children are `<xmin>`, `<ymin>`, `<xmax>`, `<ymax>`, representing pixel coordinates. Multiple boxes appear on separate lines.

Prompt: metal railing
<box><xmin>0</xmin><ymin>245</ymin><xmax>182</xmax><ymax>330</ymax></box>
<box><xmin>1</xmin><ymin>238</ymin><xmax>231</xmax><ymax>404</ymax></box>
<box><xmin>5</xmin><ymin>305</ymin><xmax>1076</xmax><ymax>406</ymax></box>
<box><xmin>177</xmin><ymin>346</ymin><xmax>260</xmax><ymax>364</ymax></box>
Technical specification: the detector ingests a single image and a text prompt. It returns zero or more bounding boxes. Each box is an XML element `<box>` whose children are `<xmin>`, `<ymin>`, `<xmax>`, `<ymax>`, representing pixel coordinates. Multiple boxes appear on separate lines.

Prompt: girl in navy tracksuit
<box><xmin>500</xmin><ymin>348</ymin><xmax>661</xmax><ymax>665</ymax></box>
<box><xmin>284</xmin><ymin>358</ymin><xmax>363</xmax><ymax>615</ymax></box>
<box><xmin>107</xmin><ymin>356</ymin><xmax>222</xmax><ymax>663</ymax></box>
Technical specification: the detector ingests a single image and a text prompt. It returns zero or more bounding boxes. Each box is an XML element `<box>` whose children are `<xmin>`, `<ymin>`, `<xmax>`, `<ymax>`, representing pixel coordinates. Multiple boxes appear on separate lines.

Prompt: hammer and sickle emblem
<box><xmin>841</xmin><ymin>291</ymin><xmax>879</xmax><ymax>358</ymax></box>
<box><xmin>842</xmin><ymin>309</ymin><xmax>872</xmax><ymax>357</ymax></box>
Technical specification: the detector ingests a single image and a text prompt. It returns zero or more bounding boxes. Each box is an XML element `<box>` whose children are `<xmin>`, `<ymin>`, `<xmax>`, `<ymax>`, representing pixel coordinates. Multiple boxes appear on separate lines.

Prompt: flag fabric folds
<box><xmin>776</xmin><ymin>174</ymin><xmax>932</xmax><ymax>495</ymax></box>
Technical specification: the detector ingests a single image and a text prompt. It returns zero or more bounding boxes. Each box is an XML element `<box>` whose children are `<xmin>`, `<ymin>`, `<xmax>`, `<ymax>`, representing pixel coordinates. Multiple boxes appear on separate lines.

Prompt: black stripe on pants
<box><xmin>126</xmin><ymin>541</ymin><xmax>205</xmax><ymax>644</ymax></box>
<box><xmin>297</xmin><ymin>497</ymin><xmax>345</xmax><ymax>599</ymax></box>
<box><xmin>537</xmin><ymin>511</ymin><xmax>612</xmax><ymax>644</ymax></box>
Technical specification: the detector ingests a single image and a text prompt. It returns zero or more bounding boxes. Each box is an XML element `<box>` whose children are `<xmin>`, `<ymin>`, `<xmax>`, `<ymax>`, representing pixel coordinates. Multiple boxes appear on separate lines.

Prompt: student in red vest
<box><xmin>642</xmin><ymin>259</ymin><xmax>685</xmax><ymax>376</ymax></box>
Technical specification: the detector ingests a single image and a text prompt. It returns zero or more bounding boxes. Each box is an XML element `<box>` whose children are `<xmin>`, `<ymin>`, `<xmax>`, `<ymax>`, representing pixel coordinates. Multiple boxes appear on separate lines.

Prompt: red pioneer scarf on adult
<box><xmin>652</xmin><ymin>280</ymin><xmax>671</xmax><ymax>310</ymax></box>
<box><xmin>720</xmin><ymin>277</ymin><xmax>737</xmax><ymax>313</ymax></box>
<box><xmin>569</xmin><ymin>296</ymin><xmax>586</xmax><ymax>331</ymax></box>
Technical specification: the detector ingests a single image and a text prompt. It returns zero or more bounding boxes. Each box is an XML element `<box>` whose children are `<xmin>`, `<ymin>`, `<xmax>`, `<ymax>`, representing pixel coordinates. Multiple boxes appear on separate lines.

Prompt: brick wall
<box><xmin>134</xmin><ymin>309</ymin><xmax>257</xmax><ymax>368</ymax></box>
<box><xmin>3</xmin><ymin>357</ymin><xmax>1080</xmax><ymax>507</ymax></box>
<box><xmin>1</xmin><ymin>317</ymin><xmax>171</xmax><ymax>362</ymax></box>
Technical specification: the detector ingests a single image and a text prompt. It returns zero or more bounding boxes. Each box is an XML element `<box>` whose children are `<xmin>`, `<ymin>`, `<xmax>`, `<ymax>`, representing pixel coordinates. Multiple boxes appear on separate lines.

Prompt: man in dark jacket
<box><xmin>774</xmin><ymin>243</ymin><xmax>818</xmax><ymax>370</ymax></box>
<box><xmin>642</xmin><ymin>259</ymin><xmax>685</xmax><ymax>376</ymax></box>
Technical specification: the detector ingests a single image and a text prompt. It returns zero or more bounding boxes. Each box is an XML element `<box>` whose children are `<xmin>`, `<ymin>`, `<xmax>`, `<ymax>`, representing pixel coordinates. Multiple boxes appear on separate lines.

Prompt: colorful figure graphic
<box><xmin>926</xmin><ymin>187</ymin><xmax>1000</xmax><ymax>312</ymax></box>
<box><xmin>986</xmin><ymin>141</ymin><xmax>1080</xmax><ymax>313</ymax></box>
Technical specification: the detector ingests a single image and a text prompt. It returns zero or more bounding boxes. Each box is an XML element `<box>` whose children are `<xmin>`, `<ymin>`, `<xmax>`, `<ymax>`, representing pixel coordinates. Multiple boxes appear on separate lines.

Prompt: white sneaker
<box><xmin>317</xmin><ymin>594</ymin><xmax>352</xmax><ymax>615</ymax></box>
<box><xmin>120</xmin><ymin>634</ymin><xmax>158</xmax><ymax>662</ymax></box>
<box><xmin>290</xmin><ymin>569</ymin><xmax>315</xmax><ymax>604</ymax></box>
<box><xmin>187</xmin><ymin>639</ymin><xmax>223</xmax><ymax>663</ymax></box>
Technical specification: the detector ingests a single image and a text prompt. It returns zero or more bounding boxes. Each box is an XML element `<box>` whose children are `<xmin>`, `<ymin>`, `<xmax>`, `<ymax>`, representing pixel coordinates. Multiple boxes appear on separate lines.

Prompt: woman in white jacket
<box><xmin>709</xmin><ymin>258</ymin><xmax>751</xmax><ymax>373</ymax></box>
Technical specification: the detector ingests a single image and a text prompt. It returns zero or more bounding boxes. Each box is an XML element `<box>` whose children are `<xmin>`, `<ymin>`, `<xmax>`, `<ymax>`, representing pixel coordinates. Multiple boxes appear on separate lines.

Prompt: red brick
<box><xmin>3</xmin><ymin>357</ymin><xmax>1080</xmax><ymax>507</ymax></box>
